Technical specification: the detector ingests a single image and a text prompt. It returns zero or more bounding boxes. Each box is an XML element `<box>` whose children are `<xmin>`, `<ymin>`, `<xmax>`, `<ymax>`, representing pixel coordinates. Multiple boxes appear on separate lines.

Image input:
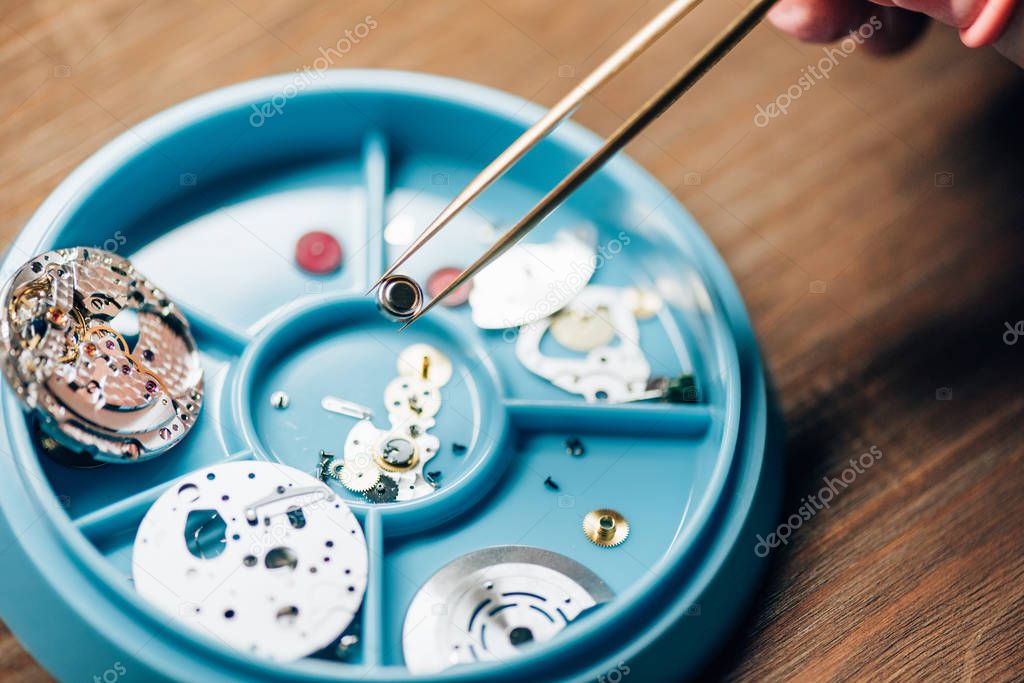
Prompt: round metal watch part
<box><xmin>397</xmin><ymin>343</ymin><xmax>453</xmax><ymax>386</ymax></box>
<box><xmin>375</xmin><ymin>435</ymin><xmax>418</xmax><ymax>472</ymax></box>
<box><xmin>376</xmin><ymin>274</ymin><xmax>423</xmax><ymax>322</ymax></box>
<box><xmin>402</xmin><ymin>546</ymin><xmax>614</xmax><ymax>674</ymax></box>
<box><xmin>131</xmin><ymin>461</ymin><xmax>368</xmax><ymax>661</ymax></box>
<box><xmin>0</xmin><ymin>247</ymin><xmax>204</xmax><ymax>463</ymax></box>
<box><xmin>583</xmin><ymin>508</ymin><xmax>630</xmax><ymax>547</ymax></box>
<box><xmin>549</xmin><ymin>305</ymin><xmax>617</xmax><ymax>352</ymax></box>
<box><xmin>468</xmin><ymin>228</ymin><xmax>596</xmax><ymax>329</ymax></box>
<box><xmin>362</xmin><ymin>475</ymin><xmax>398</xmax><ymax>503</ymax></box>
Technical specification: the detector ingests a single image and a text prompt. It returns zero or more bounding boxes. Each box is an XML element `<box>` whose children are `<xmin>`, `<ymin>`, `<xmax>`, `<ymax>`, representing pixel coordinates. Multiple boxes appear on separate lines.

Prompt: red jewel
<box><xmin>295</xmin><ymin>231</ymin><xmax>343</xmax><ymax>275</ymax></box>
<box><xmin>427</xmin><ymin>267</ymin><xmax>473</xmax><ymax>307</ymax></box>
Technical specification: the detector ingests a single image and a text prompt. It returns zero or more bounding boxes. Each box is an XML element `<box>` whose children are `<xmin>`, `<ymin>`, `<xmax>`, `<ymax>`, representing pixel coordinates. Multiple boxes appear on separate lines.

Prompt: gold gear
<box><xmin>337</xmin><ymin>457</ymin><xmax>381</xmax><ymax>493</ymax></box>
<box><xmin>583</xmin><ymin>509</ymin><xmax>629</xmax><ymax>548</ymax></box>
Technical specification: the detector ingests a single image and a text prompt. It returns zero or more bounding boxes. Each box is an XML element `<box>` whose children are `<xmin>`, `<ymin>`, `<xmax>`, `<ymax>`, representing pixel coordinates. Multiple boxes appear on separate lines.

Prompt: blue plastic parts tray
<box><xmin>0</xmin><ymin>70</ymin><xmax>782</xmax><ymax>682</ymax></box>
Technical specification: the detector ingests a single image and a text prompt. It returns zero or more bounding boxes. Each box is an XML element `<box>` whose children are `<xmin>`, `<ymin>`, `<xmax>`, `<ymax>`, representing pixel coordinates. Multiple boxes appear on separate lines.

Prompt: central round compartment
<box><xmin>233</xmin><ymin>295</ymin><xmax>509</xmax><ymax>533</ymax></box>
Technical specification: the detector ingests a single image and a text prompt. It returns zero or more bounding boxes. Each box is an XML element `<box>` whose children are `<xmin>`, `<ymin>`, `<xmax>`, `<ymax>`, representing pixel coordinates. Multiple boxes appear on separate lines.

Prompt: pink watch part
<box><xmin>960</xmin><ymin>0</ymin><xmax>1019</xmax><ymax>46</ymax></box>
<box><xmin>295</xmin><ymin>230</ymin><xmax>343</xmax><ymax>274</ymax></box>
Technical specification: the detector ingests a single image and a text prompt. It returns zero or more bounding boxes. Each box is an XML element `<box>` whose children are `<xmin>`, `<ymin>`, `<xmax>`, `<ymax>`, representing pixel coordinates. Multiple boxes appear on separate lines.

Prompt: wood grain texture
<box><xmin>1</xmin><ymin>1</ymin><xmax>1023</xmax><ymax>681</ymax></box>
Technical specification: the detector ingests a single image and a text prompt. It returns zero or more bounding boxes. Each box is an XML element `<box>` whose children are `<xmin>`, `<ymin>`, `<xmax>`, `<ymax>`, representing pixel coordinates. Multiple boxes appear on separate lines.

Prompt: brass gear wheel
<box><xmin>582</xmin><ymin>508</ymin><xmax>629</xmax><ymax>548</ymax></box>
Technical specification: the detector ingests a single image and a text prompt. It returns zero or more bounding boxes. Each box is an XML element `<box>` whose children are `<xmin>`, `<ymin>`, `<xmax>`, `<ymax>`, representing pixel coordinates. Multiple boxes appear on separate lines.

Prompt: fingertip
<box><xmin>768</xmin><ymin>0</ymin><xmax>849</xmax><ymax>43</ymax></box>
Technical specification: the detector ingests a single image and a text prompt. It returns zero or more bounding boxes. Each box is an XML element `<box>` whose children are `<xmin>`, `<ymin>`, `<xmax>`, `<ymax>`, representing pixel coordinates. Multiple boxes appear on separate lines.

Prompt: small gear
<box><xmin>363</xmin><ymin>475</ymin><xmax>398</xmax><ymax>504</ymax></box>
<box><xmin>336</xmin><ymin>456</ymin><xmax>381</xmax><ymax>493</ymax></box>
<box><xmin>583</xmin><ymin>509</ymin><xmax>629</xmax><ymax>548</ymax></box>
<box><xmin>325</xmin><ymin>458</ymin><xmax>344</xmax><ymax>479</ymax></box>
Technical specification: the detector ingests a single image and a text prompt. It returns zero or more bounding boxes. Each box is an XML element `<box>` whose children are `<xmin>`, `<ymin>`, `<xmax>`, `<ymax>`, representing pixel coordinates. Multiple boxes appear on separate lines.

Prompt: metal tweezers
<box><xmin>376</xmin><ymin>0</ymin><xmax>778</xmax><ymax>325</ymax></box>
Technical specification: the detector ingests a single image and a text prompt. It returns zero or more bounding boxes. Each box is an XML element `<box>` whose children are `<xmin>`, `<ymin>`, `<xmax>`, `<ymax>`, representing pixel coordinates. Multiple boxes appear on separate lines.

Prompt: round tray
<box><xmin>0</xmin><ymin>70</ymin><xmax>782</xmax><ymax>682</ymax></box>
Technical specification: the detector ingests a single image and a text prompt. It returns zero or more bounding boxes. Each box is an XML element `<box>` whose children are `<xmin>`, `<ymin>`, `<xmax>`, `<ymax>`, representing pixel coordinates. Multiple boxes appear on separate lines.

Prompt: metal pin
<box><xmin>421</xmin><ymin>354</ymin><xmax>430</xmax><ymax>380</ymax></box>
<box><xmin>321</xmin><ymin>396</ymin><xmax>374</xmax><ymax>420</ymax></box>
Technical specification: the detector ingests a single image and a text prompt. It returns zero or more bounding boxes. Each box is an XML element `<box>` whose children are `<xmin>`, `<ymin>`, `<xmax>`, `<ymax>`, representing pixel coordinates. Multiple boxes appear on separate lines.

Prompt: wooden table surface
<box><xmin>2</xmin><ymin>1</ymin><xmax>1023</xmax><ymax>681</ymax></box>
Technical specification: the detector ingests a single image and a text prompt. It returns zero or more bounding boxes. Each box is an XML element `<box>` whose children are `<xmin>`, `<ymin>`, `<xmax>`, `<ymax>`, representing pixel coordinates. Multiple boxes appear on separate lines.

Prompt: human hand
<box><xmin>767</xmin><ymin>0</ymin><xmax>1023</xmax><ymax>65</ymax></box>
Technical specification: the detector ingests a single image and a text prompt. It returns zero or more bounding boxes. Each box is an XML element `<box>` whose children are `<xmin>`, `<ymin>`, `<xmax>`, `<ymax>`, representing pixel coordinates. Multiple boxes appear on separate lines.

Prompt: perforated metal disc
<box><xmin>402</xmin><ymin>546</ymin><xmax>614</xmax><ymax>674</ymax></box>
<box><xmin>131</xmin><ymin>461</ymin><xmax>368</xmax><ymax>661</ymax></box>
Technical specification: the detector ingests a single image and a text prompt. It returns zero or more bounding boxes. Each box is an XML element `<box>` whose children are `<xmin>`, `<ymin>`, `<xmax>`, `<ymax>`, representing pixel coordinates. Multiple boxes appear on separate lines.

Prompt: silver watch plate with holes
<box><xmin>335</xmin><ymin>342</ymin><xmax>448</xmax><ymax>502</ymax></box>
<box><xmin>515</xmin><ymin>285</ymin><xmax>651</xmax><ymax>402</ymax></box>
<box><xmin>402</xmin><ymin>546</ymin><xmax>614</xmax><ymax>674</ymax></box>
<box><xmin>131</xmin><ymin>461</ymin><xmax>368</xmax><ymax>661</ymax></box>
<box><xmin>468</xmin><ymin>227</ymin><xmax>596</xmax><ymax>329</ymax></box>
<box><xmin>0</xmin><ymin>247</ymin><xmax>203</xmax><ymax>463</ymax></box>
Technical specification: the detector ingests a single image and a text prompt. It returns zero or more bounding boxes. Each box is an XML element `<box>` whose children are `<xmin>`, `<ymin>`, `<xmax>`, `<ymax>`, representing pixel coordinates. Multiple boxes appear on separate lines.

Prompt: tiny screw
<box><xmin>544</xmin><ymin>476</ymin><xmax>560</xmax><ymax>491</ymax></box>
<box><xmin>270</xmin><ymin>391</ymin><xmax>290</xmax><ymax>409</ymax></box>
<box><xmin>565</xmin><ymin>437</ymin><xmax>585</xmax><ymax>457</ymax></box>
<box><xmin>315</xmin><ymin>451</ymin><xmax>334</xmax><ymax>481</ymax></box>
<box><xmin>336</xmin><ymin>633</ymin><xmax>359</xmax><ymax>658</ymax></box>
<box><xmin>452</xmin><ymin>443</ymin><xmax>468</xmax><ymax>454</ymax></box>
